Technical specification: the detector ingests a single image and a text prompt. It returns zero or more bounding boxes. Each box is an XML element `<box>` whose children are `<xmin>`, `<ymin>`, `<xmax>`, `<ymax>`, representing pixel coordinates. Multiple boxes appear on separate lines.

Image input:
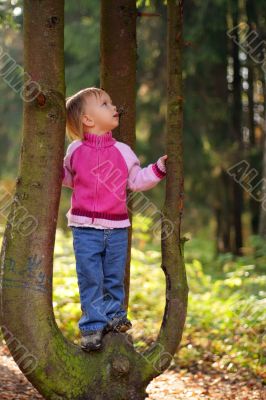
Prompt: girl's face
<box><xmin>82</xmin><ymin>92</ymin><xmax>119</xmax><ymax>134</ymax></box>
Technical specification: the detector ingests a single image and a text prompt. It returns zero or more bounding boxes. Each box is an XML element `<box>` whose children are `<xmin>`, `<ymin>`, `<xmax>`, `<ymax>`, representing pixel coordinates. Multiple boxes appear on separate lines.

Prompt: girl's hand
<box><xmin>157</xmin><ymin>154</ymin><xmax>167</xmax><ymax>173</ymax></box>
<box><xmin>159</xmin><ymin>155</ymin><xmax>168</xmax><ymax>169</ymax></box>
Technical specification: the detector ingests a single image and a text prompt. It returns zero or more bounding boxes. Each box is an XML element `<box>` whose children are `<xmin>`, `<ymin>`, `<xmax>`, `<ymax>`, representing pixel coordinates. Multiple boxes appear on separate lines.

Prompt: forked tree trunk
<box><xmin>0</xmin><ymin>1</ymin><xmax>188</xmax><ymax>399</ymax></box>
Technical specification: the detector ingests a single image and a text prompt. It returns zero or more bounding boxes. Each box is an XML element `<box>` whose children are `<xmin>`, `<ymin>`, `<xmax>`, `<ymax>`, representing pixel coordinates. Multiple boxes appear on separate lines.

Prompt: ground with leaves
<box><xmin>0</xmin><ymin>343</ymin><xmax>265</xmax><ymax>400</ymax></box>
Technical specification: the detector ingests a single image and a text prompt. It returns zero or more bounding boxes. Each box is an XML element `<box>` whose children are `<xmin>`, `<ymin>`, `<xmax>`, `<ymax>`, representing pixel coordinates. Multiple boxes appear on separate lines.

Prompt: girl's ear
<box><xmin>82</xmin><ymin>114</ymin><xmax>94</xmax><ymax>127</ymax></box>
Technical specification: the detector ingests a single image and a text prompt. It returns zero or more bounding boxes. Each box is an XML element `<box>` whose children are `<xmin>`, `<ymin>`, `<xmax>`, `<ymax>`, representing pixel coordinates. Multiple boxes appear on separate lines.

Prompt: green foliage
<box><xmin>136</xmin><ymin>0</ymin><xmax>150</xmax><ymax>7</ymax></box>
<box><xmin>0</xmin><ymin>213</ymin><xmax>264</xmax><ymax>379</ymax></box>
<box><xmin>64</xmin><ymin>0</ymin><xmax>100</xmax><ymax>95</ymax></box>
<box><xmin>176</xmin><ymin>234</ymin><xmax>265</xmax><ymax>380</ymax></box>
<box><xmin>136</xmin><ymin>1</ymin><xmax>167</xmax><ymax>7</ymax></box>
<box><xmin>0</xmin><ymin>0</ymin><xmax>22</xmax><ymax>30</ymax></box>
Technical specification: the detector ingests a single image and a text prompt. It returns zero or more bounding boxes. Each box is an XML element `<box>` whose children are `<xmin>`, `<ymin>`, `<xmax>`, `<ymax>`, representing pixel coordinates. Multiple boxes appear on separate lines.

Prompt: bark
<box><xmin>245</xmin><ymin>0</ymin><xmax>261</xmax><ymax>234</ymax></box>
<box><xmin>0</xmin><ymin>0</ymin><xmax>188</xmax><ymax>398</ymax></box>
<box><xmin>251</xmin><ymin>2</ymin><xmax>266</xmax><ymax>237</ymax></box>
<box><xmin>100</xmin><ymin>0</ymin><xmax>137</xmax><ymax>310</ymax></box>
<box><xmin>258</xmin><ymin>72</ymin><xmax>266</xmax><ymax>237</ymax></box>
<box><xmin>210</xmin><ymin>12</ymin><xmax>232</xmax><ymax>254</ymax></box>
<box><xmin>247</xmin><ymin>60</ymin><xmax>255</xmax><ymax>146</ymax></box>
<box><xmin>141</xmin><ymin>0</ymin><xmax>189</xmax><ymax>379</ymax></box>
<box><xmin>246</xmin><ymin>62</ymin><xmax>261</xmax><ymax>235</ymax></box>
<box><xmin>214</xmin><ymin>169</ymin><xmax>233</xmax><ymax>254</ymax></box>
<box><xmin>228</xmin><ymin>0</ymin><xmax>244</xmax><ymax>255</ymax></box>
<box><xmin>245</xmin><ymin>0</ymin><xmax>256</xmax><ymax>147</ymax></box>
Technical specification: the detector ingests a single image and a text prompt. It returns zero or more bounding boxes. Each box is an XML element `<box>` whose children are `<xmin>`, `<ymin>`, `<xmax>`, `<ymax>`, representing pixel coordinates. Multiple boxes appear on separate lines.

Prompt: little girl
<box><xmin>62</xmin><ymin>87</ymin><xmax>167</xmax><ymax>352</ymax></box>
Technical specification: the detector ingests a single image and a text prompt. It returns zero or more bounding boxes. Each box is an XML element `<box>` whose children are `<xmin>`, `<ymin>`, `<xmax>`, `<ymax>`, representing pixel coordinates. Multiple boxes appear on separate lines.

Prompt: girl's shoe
<box><xmin>80</xmin><ymin>329</ymin><xmax>104</xmax><ymax>352</ymax></box>
<box><xmin>104</xmin><ymin>315</ymin><xmax>132</xmax><ymax>333</ymax></box>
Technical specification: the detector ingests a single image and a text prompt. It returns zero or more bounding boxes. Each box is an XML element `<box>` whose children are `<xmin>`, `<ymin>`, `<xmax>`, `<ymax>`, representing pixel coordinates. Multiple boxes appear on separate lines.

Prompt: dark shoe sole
<box><xmin>116</xmin><ymin>322</ymin><xmax>132</xmax><ymax>332</ymax></box>
<box><xmin>81</xmin><ymin>343</ymin><xmax>102</xmax><ymax>352</ymax></box>
<box><xmin>104</xmin><ymin>320</ymin><xmax>132</xmax><ymax>334</ymax></box>
<box><xmin>80</xmin><ymin>329</ymin><xmax>104</xmax><ymax>351</ymax></box>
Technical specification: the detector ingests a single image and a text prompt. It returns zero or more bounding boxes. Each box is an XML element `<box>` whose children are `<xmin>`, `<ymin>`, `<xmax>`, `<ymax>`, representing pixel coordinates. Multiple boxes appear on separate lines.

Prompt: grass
<box><xmin>0</xmin><ymin>215</ymin><xmax>265</xmax><ymax>382</ymax></box>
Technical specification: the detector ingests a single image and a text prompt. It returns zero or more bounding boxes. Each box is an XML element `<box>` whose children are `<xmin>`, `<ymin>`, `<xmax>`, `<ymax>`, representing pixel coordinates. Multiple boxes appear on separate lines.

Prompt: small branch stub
<box><xmin>111</xmin><ymin>355</ymin><xmax>130</xmax><ymax>375</ymax></box>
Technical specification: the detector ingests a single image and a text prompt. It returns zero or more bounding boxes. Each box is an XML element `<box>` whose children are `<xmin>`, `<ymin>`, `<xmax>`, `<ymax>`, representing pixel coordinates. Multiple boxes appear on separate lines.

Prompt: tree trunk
<box><xmin>143</xmin><ymin>0</ymin><xmax>189</xmax><ymax>377</ymax></box>
<box><xmin>246</xmin><ymin>0</ymin><xmax>256</xmax><ymax>146</ymax></box>
<box><xmin>0</xmin><ymin>1</ymin><xmax>188</xmax><ymax>399</ymax></box>
<box><xmin>228</xmin><ymin>0</ymin><xmax>244</xmax><ymax>255</ymax></box>
<box><xmin>214</xmin><ymin>168</ymin><xmax>233</xmax><ymax>255</ymax></box>
<box><xmin>258</xmin><ymin>72</ymin><xmax>266</xmax><ymax>237</ymax></box>
<box><xmin>209</xmin><ymin>2</ymin><xmax>232</xmax><ymax>254</ymax></box>
<box><xmin>245</xmin><ymin>0</ymin><xmax>261</xmax><ymax>235</ymax></box>
<box><xmin>100</xmin><ymin>0</ymin><xmax>137</xmax><ymax>311</ymax></box>
<box><xmin>247</xmin><ymin>60</ymin><xmax>255</xmax><ymax>146</ymax></box>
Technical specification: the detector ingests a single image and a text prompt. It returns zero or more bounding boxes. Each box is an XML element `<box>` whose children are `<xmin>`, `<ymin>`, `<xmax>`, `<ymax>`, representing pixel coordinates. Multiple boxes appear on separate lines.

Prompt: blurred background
<box><xmin>0</xmin><ymin>0</ymin><xmax>265</xmax><ymax>384</ymax></box>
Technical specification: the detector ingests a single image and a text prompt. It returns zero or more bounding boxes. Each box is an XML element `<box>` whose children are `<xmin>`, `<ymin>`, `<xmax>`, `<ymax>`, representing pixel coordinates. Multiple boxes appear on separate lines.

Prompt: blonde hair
<box><xmin>65</xmin><ymin>87</ymin><xmax>106</xmax><ymax>141</ymax></box>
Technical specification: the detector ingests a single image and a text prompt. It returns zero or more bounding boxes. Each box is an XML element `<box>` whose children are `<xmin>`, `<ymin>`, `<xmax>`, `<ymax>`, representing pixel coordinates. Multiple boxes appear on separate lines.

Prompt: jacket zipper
<box><xmin>92</xmin><ymin>140</ymin><xmax>100</xmax><ymax>223</ymax></box>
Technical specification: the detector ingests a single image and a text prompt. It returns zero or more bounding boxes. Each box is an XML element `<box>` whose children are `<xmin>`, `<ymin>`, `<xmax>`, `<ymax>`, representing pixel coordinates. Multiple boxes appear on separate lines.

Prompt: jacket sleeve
<box><xmin>127</xmin><ymin>147</ymin><xmax>166</xmax><ymax>192</ymax></box>
<box><xmin>62</xmin><ymin>165</ymin><xmax>73</xmax><ymax>189</ymax></box>
<box><xmin>61</xmin><ymin>142</ymin><xmax>76</xmax><ymax>189</ymax></box>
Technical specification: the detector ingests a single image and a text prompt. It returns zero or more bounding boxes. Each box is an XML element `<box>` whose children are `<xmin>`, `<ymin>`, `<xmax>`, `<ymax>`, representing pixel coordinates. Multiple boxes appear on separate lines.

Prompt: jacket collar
<box><xmin>83</xmin><ymin>130</ymin><xmax>116</xmax><ymax>148</ymax></box>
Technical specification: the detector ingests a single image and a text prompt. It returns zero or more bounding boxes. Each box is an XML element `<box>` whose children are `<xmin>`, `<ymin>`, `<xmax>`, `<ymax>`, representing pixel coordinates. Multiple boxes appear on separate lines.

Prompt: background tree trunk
<box><xmin>214</xmin><ymin>169</ymin><xmax>233</xmax><ymax>254</ymax></box>
<box><xmin>245</xmin><ymin>0</ymin><xmax>261</xmax><ymax>235</ymax></box>
<box><xmin>255</xmin><ymin>5</ymin><xmax>266</xmax><ymax>237</ymax></box>
<box><xmin>258</xmin><ymin>71</ymin><xmax>266</xmax><ymax>237</ymax></box>
<box><xmin>228</xmin><ymin>0</ymin><xmax>244</xmax><ymax>255</ymax></box>
<box><xmin>208</xmin><ymin>1</ymin><xmax>232</xmax><ymax>254</ymax></box>
<box><xmin>100</xmin><ymin>0</ymin><xmax>137</xmax><ymax>312</ymax></box>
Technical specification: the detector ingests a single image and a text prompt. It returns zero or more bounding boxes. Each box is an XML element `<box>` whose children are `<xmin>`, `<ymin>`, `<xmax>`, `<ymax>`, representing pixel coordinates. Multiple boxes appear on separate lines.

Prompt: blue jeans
<box><xmin>71</xmin><ymin>226</ymin><xmax>129</xmax><ymax>334</ymax></box>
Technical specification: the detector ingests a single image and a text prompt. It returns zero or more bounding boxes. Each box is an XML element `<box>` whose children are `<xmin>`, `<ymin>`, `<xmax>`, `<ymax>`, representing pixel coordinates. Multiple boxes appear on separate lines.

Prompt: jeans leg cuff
<box><xmin>80</xmin><ymin>325</ymin><xmax>106</xmax><ymax>335</ymax></box>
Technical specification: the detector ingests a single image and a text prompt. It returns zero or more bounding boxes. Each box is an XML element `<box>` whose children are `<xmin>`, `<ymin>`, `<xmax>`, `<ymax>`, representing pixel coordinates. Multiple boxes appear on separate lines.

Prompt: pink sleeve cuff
<box><xmin>152</xmin><ymin>163</ymin><xmax>165</xmax><ymax>179</ymax></box>
<box><xmin>152</xmin><ymin>158</ymin><xmax>166</xmax><ymax>178</ymax></box>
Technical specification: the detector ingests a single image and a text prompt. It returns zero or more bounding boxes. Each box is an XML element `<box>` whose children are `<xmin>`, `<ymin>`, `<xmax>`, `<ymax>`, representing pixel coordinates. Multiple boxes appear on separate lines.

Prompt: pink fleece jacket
<box><xmin>62</xmin><ymin>130</ymin><xmax>166</xmax><ymax>228</ymax></box>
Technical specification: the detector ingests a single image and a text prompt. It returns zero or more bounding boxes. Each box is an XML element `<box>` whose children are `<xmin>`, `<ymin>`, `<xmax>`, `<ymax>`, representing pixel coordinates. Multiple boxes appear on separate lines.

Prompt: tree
<box><xmin>245</xmin><ymin>0</ymin><xmax>262</xmax><ymax>235</ymax></box>
<box><xmin>100</xmin><ymin>0</ymin><xmax>137</xmax><ymax>310</ymax></box>
<box><xmin>0</xmin><ymin>1</ymin><xmax>188</xmax><ymax>399</ymax></box>
<box><xmin>228</xmin><ymin>0</ymin><xmax>244</xmax><ymax>255</ymax></box>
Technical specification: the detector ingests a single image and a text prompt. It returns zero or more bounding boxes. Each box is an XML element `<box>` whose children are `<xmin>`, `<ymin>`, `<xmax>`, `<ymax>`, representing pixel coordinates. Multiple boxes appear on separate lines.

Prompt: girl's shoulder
<box><xmin>65</xmin><ymin>139</ymin><xmax>83</xmax><ymax>157</ymax></box>
<box><xmin>64</xmin><ymin>140</ymin><xmax>83</xmax><ymax>170</ymax></box>
<box><xmin>114</xmin><ymin>141</ymin><xmax>138</xmax><ymax>163</ymax></box>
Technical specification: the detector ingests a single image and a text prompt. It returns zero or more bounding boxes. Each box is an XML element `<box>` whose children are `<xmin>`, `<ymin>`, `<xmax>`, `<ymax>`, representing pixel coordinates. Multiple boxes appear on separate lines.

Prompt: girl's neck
<box><xmin>83</xmin><ymin>129</ymin><xmax>111</xmax><ymax>136</ymax></box>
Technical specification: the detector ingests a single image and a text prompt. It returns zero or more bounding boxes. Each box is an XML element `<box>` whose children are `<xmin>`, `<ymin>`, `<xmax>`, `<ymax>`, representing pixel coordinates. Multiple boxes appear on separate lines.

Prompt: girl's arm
<box><xmin>61</xmin><ymin>140</ymin><xmax>82</xmax><ymax>189</ymax></box>
<box><xmin>127</xmin><ymin>147</ymin><xmax>167</xmax><ymax>192</ymax></box>
<box><xmin>62</xmin><ymin>164</ymin><xmax>73</xmax><ymax>189</ymax></box>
